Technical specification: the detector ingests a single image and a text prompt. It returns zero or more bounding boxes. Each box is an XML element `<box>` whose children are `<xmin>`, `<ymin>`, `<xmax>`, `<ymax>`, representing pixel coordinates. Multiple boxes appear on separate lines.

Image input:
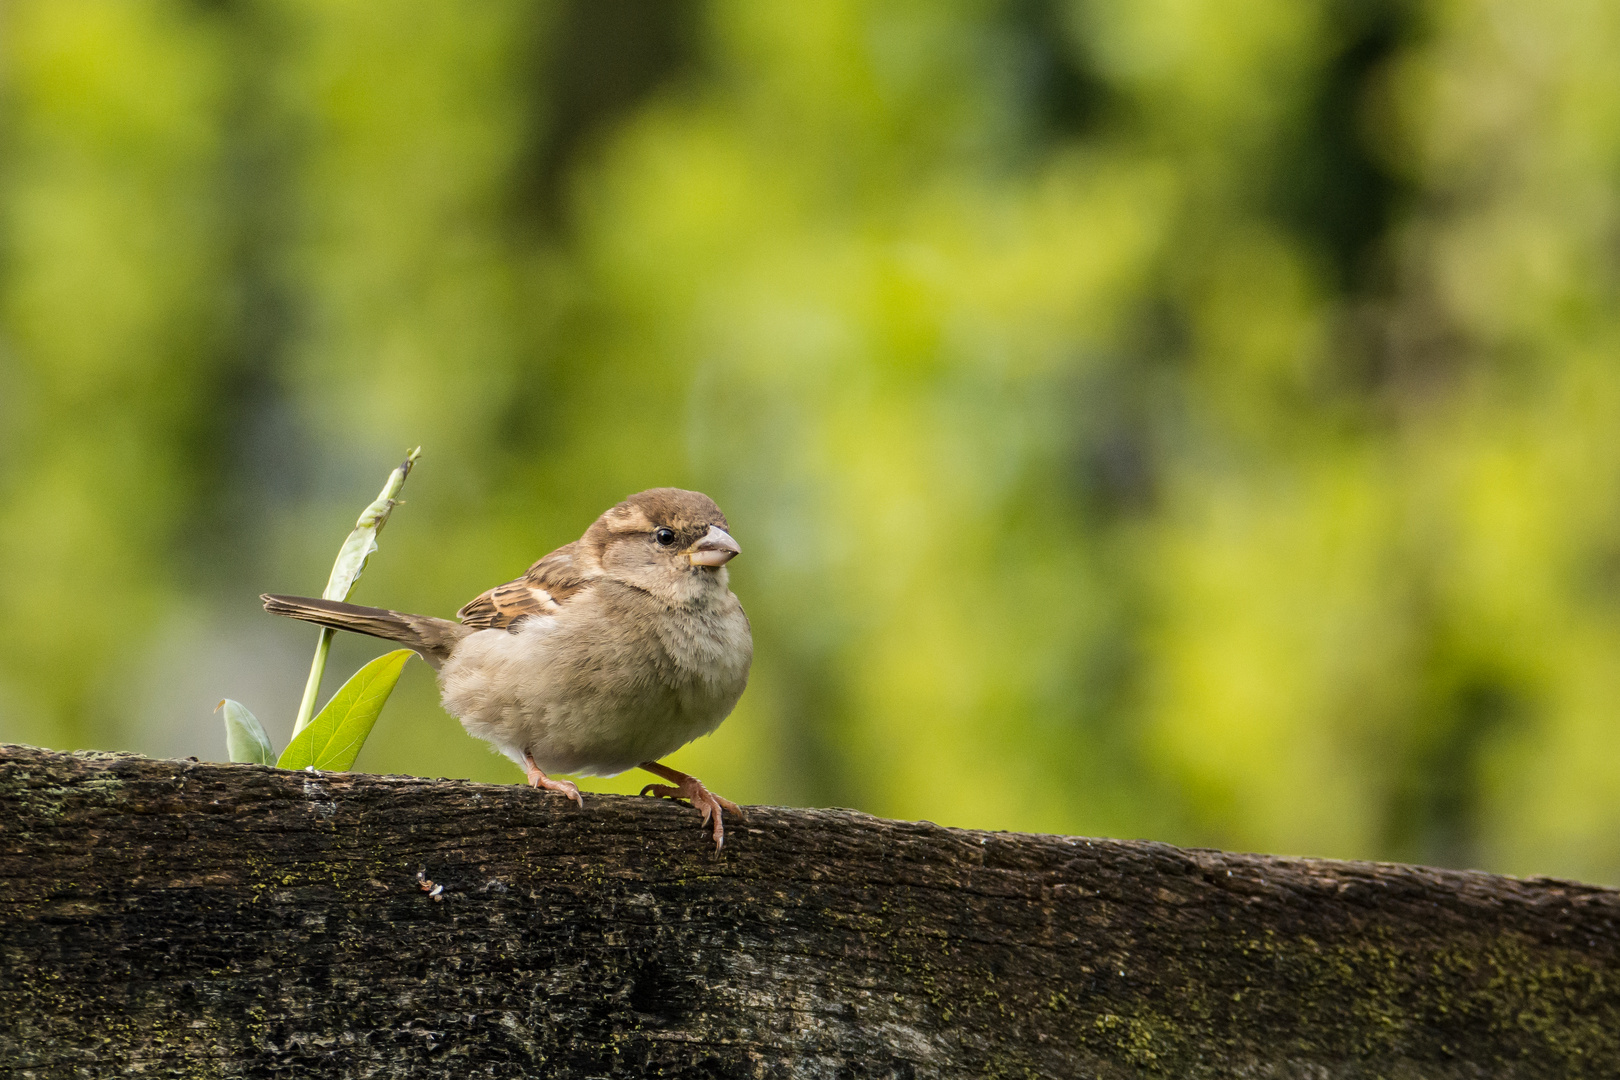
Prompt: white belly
<box><xmin>435</xmin><ymin>598</ymin><xmax>752</xmax><ymax>776</ymax></box>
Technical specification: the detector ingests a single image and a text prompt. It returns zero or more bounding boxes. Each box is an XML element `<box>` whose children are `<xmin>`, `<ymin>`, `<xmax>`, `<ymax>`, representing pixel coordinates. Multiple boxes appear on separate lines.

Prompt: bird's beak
<box><xmin>685</xmin><ymin>525</ymin><xmax>741</xmax><ymax>567</ymax></box>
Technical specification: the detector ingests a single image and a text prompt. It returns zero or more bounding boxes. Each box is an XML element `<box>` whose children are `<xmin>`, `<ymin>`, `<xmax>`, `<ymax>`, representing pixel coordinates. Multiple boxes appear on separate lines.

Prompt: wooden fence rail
<box><xmin>2</xmin><ymin>744</ymin><xmax>1617</xmax><ymax>1077</ymax></box>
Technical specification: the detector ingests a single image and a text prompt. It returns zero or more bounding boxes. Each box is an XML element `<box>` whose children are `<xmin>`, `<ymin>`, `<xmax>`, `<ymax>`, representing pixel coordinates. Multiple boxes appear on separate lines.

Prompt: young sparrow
<box><xmin>262</xmin><ymin>488</ymin><xmax>753</xmax><ymax>850</ymax></box>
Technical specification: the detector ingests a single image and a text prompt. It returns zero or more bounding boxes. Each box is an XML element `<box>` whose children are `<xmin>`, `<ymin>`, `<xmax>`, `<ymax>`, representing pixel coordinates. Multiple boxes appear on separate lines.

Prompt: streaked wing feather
<box><xmin>524</xmin><ymin>541</ymin><xmax>594</xmax><ymax>604</ymax></box>
<box><xmin>455</xmin><ymin>540</ymin><xmax>598</xmax><ymax>630</ymax></box>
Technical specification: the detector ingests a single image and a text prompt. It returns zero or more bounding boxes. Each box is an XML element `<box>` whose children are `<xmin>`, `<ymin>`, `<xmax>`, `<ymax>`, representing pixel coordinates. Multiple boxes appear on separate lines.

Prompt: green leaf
<box><xmin>218</xmin><ymin>698</ymin><xmax>275</xmax><ymax>766</ymax></box>
<box><xmin>278</xmin><ymin>649</ymin><xmax>414</xmax><ymax>771</ymax></box>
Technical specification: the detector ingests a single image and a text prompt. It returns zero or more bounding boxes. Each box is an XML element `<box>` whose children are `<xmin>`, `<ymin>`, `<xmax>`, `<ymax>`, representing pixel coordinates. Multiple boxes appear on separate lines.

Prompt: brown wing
<box><xmin>455</xmin><ymin>540</ymin><xmax>599</xmax><ymax>630</ymax></box>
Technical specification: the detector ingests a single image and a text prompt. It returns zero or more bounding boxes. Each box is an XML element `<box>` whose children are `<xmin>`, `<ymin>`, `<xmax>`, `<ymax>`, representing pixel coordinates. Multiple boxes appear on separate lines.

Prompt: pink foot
<box><xmin>638</xmin><ymin>761</ymin><xmax>744</xmax><ymax>852</ymax></box>
<box><xmin>524</xmin><ymin>750</ymin><xmax>583</xmax><ymax>808</ymax></box>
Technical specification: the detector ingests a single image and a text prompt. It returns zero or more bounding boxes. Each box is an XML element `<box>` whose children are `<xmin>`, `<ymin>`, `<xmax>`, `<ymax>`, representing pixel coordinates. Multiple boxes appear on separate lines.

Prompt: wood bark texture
<box><xmin>2</xmin><ymin>744</ymin><xmax>1618</xmax><ymax>1079</ymax></box>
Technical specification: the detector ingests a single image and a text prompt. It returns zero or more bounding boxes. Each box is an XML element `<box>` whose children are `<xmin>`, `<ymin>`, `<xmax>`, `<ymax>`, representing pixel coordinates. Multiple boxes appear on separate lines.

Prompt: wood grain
<box><xmin>2</xmin><ymin>744</ymin><xmax>1617</xmax><ymax>1078</ymax></box>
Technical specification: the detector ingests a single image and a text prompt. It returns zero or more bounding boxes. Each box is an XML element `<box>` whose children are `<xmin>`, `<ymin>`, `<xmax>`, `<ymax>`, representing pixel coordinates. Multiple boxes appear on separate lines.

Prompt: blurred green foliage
<box><xmin>4</xmin><ymin>0</ymin><xmax>1620</xmax><ymax>882</ymax></box>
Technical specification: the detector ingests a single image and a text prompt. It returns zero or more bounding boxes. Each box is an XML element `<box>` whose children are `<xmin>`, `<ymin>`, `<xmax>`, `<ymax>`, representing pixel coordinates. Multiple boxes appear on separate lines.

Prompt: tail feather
<box><xmin>261</xmin><ymin>594</ymin><xmax>470</xmax><ymax>668</ymax></box>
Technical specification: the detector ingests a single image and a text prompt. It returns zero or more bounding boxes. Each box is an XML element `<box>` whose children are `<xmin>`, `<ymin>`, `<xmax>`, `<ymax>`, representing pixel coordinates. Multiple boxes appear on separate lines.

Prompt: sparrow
<box><xmin>262</xmin><ymin>488</ymin><xmax>753</xmax><ymax>850</ymax></box>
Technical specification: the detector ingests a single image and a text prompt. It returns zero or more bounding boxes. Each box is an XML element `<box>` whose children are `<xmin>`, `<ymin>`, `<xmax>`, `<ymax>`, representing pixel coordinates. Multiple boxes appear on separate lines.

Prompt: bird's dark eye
<box><xmin>654</xmin><ymin>527</ymin><xmax>676</xmax><ymax>546</ymax></box>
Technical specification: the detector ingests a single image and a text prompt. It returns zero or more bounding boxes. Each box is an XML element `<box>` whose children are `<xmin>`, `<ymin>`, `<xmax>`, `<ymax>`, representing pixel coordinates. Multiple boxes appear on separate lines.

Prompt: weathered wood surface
<box><xmin>1</xmin><ymin>744</ymin><xmax>1617</xmax><ymax>1078</ymax></box>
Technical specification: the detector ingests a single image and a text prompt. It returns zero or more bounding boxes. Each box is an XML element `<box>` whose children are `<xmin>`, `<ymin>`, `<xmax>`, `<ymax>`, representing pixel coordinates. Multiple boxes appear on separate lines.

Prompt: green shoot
<box><xmin>291</xmin><ymin>447</ymin><xmax>421</xmax><ymax>739</ymax></box>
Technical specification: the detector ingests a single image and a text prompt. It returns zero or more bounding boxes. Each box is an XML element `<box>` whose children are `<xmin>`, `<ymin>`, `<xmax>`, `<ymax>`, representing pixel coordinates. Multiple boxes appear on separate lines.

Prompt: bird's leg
<box><xmin>638</xmin><ymin>761</ymin><xmax>743</xmax><ymax>852</ymax></box>
<box><xmin>523</xmin><ymin>750</ymin><xmax>583</xmax><ymax>808</ymax></box>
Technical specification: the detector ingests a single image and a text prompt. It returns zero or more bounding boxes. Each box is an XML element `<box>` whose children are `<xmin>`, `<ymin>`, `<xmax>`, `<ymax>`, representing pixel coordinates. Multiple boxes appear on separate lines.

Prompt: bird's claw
<box><xmin>531</xmin><ymin>774</ymin><xmax>584</xmax><ymax>808</ymax></box>
<box><xmin>639</xmin><ymin>774</ymin><xmax>744</xmax><ymax>851</ymax></box>
<box><xmin>524</xmin><ymin>753</ymin><xmax>584</xmax><ymax>807</ymax></box>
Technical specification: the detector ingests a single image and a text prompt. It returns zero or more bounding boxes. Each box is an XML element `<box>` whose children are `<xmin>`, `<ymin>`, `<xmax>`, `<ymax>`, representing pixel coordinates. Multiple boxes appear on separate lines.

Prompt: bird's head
<box><xmin>588</xmin><ymin>488</ymin><xmax>741</xmax><ymax>604</ymax></box>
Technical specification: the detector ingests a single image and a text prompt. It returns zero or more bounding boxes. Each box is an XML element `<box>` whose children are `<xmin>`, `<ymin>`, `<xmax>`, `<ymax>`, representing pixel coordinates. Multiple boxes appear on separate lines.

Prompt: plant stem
<box><xmin>292</xmin><ymin>628</ymin><xmax>336</xmax><ymax>739</ymax></box>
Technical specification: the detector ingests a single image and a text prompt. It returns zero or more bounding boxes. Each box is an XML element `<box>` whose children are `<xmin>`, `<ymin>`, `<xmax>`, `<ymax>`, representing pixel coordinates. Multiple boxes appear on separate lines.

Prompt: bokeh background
<box><xmin>4</xmin><ymin>0</ymin><xmax>1620</xmax><ymax>882</ymax></box>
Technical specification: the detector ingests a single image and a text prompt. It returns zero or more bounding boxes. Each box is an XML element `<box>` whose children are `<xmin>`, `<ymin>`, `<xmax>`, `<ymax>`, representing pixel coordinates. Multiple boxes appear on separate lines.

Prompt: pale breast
<box><xmin>436</xmin><ymin>580</ymin><xmax>753</xmax><ymax>777</ymax></box>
